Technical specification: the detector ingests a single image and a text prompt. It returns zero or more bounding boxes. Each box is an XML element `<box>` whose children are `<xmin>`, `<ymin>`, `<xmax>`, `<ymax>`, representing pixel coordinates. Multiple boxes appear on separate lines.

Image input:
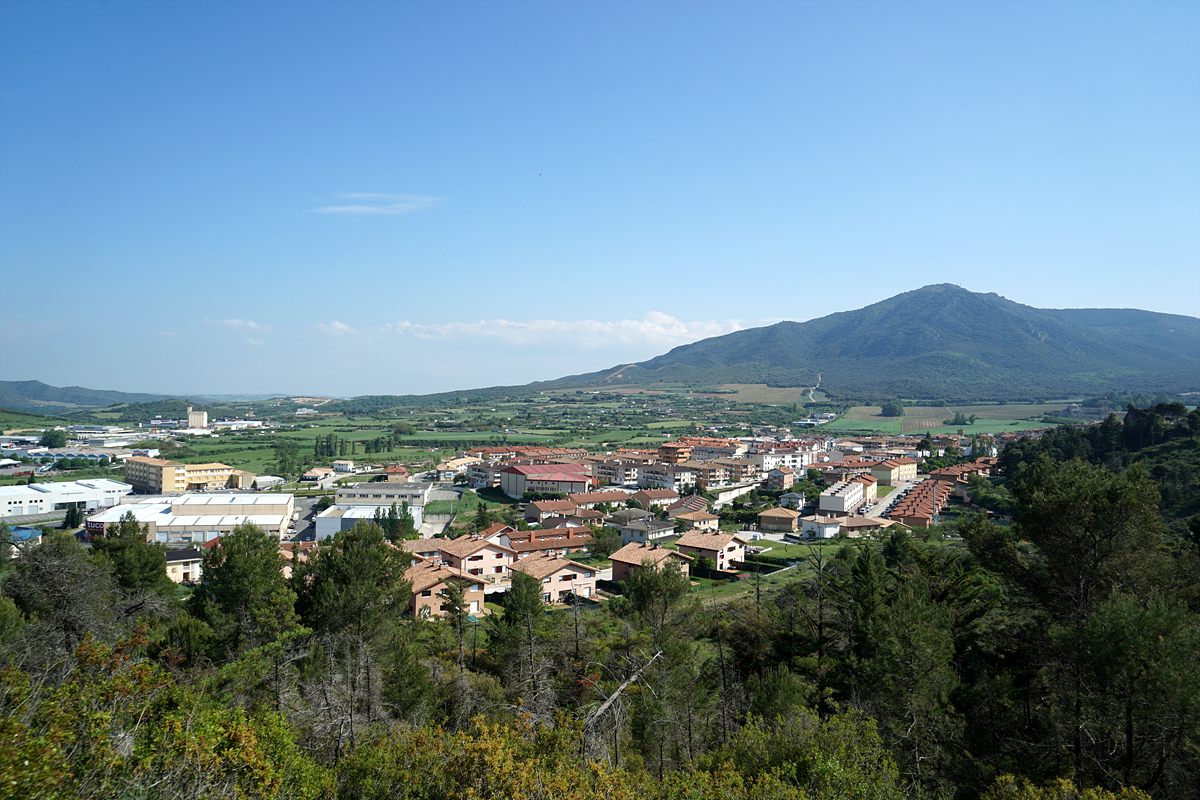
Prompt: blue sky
<box><xmin>2</xmin><ymin>0</ymin><xmax>1197</xmax><ymax>398</ymax></box>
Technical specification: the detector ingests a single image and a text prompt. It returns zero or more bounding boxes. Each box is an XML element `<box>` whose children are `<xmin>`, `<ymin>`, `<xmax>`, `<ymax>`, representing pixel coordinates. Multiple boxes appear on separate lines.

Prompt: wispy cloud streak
<box><xmin>375</xmin><ymin>312</ymin><xmax>759</xmax><ymax>349</ymax></box>
<box><xmin>310</xmin><ymin>193</ymin><xmax>443</xmax><ymax>216</ymax></box>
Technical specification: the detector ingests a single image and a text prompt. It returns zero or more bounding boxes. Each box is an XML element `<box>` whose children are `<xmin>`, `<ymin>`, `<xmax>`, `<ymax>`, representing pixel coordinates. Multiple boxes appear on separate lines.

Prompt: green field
<box><xmin>0</xmin><ymin>408</ymin><xmax>66</xmax><ymax>433</ymax></box>
<box><xmin>691</xmin><ymin>384</ymin><xmax>814</xmax><ymax>403</ymax></box>
<box><xmin>825</xmin><ymin>403</ymin><xmax>1066</xmax><ymax>434</ymax></box>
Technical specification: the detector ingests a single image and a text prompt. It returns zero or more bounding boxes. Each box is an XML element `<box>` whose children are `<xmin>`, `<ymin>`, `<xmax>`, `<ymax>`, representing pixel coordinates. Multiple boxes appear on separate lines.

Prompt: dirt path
<box><xmin>805</xmin><ymin>373</ymin><xmax>822</xmax><ymax>402</ymax></box>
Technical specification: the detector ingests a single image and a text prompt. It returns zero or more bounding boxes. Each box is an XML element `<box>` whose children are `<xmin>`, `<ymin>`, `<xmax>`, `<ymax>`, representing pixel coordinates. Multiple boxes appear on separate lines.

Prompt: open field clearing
<box><xmin>691</xmin><ymin>384</ymin><xmax>813</xmax><ymax>403</ymax></box>
<box><xmin>836</xmin><ymin>404</ymin><xmax>1066</xmax><ymax>434</ymax></box>
<box><xmin>821</xmin><ymin>417</ymin><xmax>903</xmax><ymax>433</ymax></box>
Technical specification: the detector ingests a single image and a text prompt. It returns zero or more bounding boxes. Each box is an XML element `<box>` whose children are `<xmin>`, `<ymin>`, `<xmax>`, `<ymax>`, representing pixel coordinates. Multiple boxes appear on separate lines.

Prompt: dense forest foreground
<box><xmin>1</xmin><ymin>403</ymin><xmax>1198</xmax><ymax>800</ymax></box>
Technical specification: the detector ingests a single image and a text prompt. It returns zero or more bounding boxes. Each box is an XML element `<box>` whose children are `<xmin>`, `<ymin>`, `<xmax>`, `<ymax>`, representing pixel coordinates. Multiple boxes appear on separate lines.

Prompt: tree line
<box><xmin>1</xmin><ymin>412</ymin><xmax>1197</xmax><ymax>798</ymax></box>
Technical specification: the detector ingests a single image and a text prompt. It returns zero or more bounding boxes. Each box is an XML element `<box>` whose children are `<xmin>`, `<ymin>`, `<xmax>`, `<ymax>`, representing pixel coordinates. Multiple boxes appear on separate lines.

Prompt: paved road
<box><xmin>293</xmin><ymin>496</ymin><xmax>319</xmax><ymax>541</ymax></box>
<box><xmin>864</xmin><ymin>479</ymin><xmax>922</xmax><ymax>519</ymax></box>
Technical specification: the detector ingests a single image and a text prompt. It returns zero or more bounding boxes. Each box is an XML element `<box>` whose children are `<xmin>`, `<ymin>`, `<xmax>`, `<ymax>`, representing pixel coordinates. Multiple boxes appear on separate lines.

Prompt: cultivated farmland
<box><xmin>841</xmin><ymin>404</ymin><xmax>1064</xmax><ymax>433</ymax></box>
<box><xmin>692</xmin><ymin>384</ymin><xmax>813</xmax><ymax>403</ymax></box>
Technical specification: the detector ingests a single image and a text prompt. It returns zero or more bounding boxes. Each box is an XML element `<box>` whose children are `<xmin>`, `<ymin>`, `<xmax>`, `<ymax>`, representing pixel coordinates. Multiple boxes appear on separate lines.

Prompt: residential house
<box><xmin>606</xmin><ymin>507</ymin><xmax>654</xmax><ymax>527</ymax></box>
<box><xmin>609</xmin><ymin>541</ymin><xmax>692</xmax><ymax>582</ymax></box>
<box><xmin>435</xmin><ymin>535</ymin><xmax>515</xmax><ymax>580</ymax></box>
<box><xmin>165</xmin><ymin>549</ymin><xmax>202</xmax><ymax>583</ymax></box>
<box><xmin>853</xmin><ymin>474</ymin><xmax>878</xmax><ymax>503</ymax></box>
<box><xmin>385</xmin><ymin>464</ymin><xmax>409</xmax><ymax>482</ymax></box>
<box><xmin>279</xmin><ymin>541</ymin><xmax>316</xmax><ymax>580</ymax></box>
<box><xmin>437</xmin><ymin>456</ymin><xmax>482</xmax><ymax>482</ymax></box>
<box><xmin>801</xmin><ymin>515</ymin><xmax>841</xmax><ymax>539</ymax></box>
<box><xmin>869</xmin><ymin>458</ymin><xmax>919</xmax><ymax>485</ymax></box>
<box><xmin>564</xmin><ymin>508</ymin><xmax>606</xmax><ymax>527</ymax></box>
<box><xmin>508</xmin><ymin>528</ymin><xmax>593</xmax><ymax>560</ymax></box>
<box><xmin>332</xmin><ymin>460</ymin><xmax>355</xmax><ymax>473</ymax></box>
<box><xmin>406</xmin><ymin>558</ymin><xmax>488</xmax><ymax>618</ymax></box>
<box><xmin>779</xmin><ymin>492</ymin><xmax>806</xmax><ymax>510</ymax></box>
<box><xmin>630</xmin><ymin>488</ymin><xmax>680</xmax><ymax>510</ymax></box>
<box><xmin>675</xmin><ymin>530</ymin><xmax>747</xmax><ymax>571</ymax></box>
<box><xmin>886</xmin><ymin>479</ymin><xmax>952</xmax><ymax>528</ymax></box>
<box><xmin>567</xmin><ymin>490</ymin><xmax>631</xmax><ymax>510</ymax></box>
<box><xmin>397</xmin><ymin>538</ymin><xmax>443</xmax><ymax>561</ymax></box>
<box><xmin>757</xmin><ymin>506</ymin><xmax>802</xmax><ymax>533</ymax></box>
<box><xmin>510</xmin><ymin>553</ymin><xmax>596</xmax><ymax>602</ymax></box>
<box><xmin>672</xmin><ymin>510</ymin><xmax>720</xmax><ymax>531</ymax></box>
<box><xmin>766</xmin><ymin>467</ymin><xmax>795</xmax><ymax>491</ymax></box>
<box><xmin>665</xmin><ymin>495</ymin><xmax>710</xmax><ymax>518</ymax></box>
<box><xmin>618</xmin><ymin>517</ymin><xmax>677</xmax><ymax>545</ymax></box>
<box><xmin>478</xmin><ymin>523</ymin><xmax>517</xmax><ymax>547</ymax></box>
<box><xmin>839</xmin><ymin>515</ymin><xmax>899</xmax><ymax>538</ymax></box>
<box><xmin>657</xmin><ymin>441</ymin><xmax>694</xmax><ymax>464</ymax></box>
<box><xmin>525</xmin><ymin>499</ymin><xmax>579</xmax><ymax>523</ymax></box>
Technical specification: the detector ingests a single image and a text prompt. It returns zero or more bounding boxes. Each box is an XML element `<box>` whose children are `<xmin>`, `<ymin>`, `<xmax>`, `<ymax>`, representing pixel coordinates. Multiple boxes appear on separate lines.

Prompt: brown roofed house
<box><xmin>665</xmin><ymin>495</ymin><xmax>710</xmax><ymax>518</ymax></box>
<box><xmin>609</xmin><ymin>541</ymin><xmax>693</xmax><ymax>582</ymax></box>
<box><xmin>525</xmin><ymin>499</ymin><xmax>579</xmax><ymax>523</ymax></box>
<box><xmin>630</xmin><ymin>488</ymin><xmax>681</xmax><ymax>510</ymax></box>
<box><xmin>510</xmin><ymin>552</ymin><xmax>597</xmax><ymax>603</ymax></box>
<box><xmin>757</xmin><ymin>506</ymin><xmax>802</xmax><ymax>532</ymax></box>
<box><xmin>405</xmin><ymin>558</ymin><xmax>487</xmax><ymax>618</ymax></box>
<box><xmin>674</xmin><ymin>530</ymin><xmax>747</xmax><ymax>571</ymax></box>
<box><xmin>673</xmin><ymin>510</ymin><xmax>720</xmax><ymax>531</ymax></box>
<box><xmin>435</xmin><ymin>534</ymin><xmax>516</xmax><ymax>580</ymax></box>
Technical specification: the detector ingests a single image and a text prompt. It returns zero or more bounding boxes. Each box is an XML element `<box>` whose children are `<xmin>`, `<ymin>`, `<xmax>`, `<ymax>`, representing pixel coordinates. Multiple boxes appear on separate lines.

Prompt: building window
<box><xmin>420</xmin><ymin>590</ymin><xmax>432</xmax><ymax>597</ymax></box>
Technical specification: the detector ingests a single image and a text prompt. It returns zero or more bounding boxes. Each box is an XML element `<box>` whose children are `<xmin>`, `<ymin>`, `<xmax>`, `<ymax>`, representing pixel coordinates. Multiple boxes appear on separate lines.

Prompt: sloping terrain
<box><xmin>0</xmin><ymin>380</ymin><xmax>173</xmax><ymax>413</ymax></box>
<box><xmin>537</xmin><ymin>285</ymin><xmax>1200</xmax><ymax>401</ymax></box>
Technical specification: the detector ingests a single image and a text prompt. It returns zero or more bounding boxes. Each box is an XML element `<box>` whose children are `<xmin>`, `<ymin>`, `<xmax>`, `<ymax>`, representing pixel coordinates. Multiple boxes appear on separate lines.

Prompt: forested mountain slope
<box><xmin>541</xmin><ymin>284</ymin><xmax>1200</xmax><ymax>401</ymax></box>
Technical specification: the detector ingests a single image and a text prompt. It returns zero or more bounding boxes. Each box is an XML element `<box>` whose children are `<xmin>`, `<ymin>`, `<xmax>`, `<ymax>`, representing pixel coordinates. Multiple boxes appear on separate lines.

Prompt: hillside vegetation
<box><xmin>541</xmin><ymin>284</ymin><xmax>1200</xmax><ymax>402</ymax></box>
<box><xmin>0</xmin><ymin>380</ymin><xmax>173</xmax><ymax>413</ymax></box>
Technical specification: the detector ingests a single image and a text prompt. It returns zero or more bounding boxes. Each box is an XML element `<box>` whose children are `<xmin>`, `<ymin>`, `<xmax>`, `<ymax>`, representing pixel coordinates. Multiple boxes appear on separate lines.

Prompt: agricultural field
<box><xmin>837</xmin><ymin>404</ymin><xmax>1065</xmax><ymax>434</ymax></box>
<box><xmin>691</xmin><ymin>384</ymin><xmax>813</xmax><ymax>403</ymax></box>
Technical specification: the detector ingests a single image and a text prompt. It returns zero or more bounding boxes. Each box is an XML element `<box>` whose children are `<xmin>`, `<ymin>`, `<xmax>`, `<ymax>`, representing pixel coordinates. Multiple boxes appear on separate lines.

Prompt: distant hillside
<box><xmin>0</xmin><ymin>380</ymin><xmax>173</xmax><ymax>413</ymax></box>
<box><xmin>0</xmin><ymin>406</ymin><xmax>68</xmax><ymax>433</ymax></box>
<box><xmin>537</xmin><ymin>285</ymin><xmax>1200</xmax><ymax>402</ymax></box>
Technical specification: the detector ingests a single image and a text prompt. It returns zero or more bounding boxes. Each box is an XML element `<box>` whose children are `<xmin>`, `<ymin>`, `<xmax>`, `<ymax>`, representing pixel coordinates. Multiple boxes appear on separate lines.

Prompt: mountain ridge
<box><xmin>533</xmin><ymin>284</ymin><xmax>1200</xmax><ymax>401</ymax></box>
<box><xmin>7</xmin><ymin>286</ymin><xmax>1198</xmax><ymax>408</ymax></box>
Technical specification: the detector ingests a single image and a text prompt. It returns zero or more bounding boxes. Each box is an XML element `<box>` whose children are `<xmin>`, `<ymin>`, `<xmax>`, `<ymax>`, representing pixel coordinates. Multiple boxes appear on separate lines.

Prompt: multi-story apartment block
<box><xmin>818</xmin><ymin>480</ymin><xmax>865</xmax><ymax>514</ymax></box>
<box><xmin>124</xmin><ymin>457</ymin><xmax>242</xmax><ymax>494</ymax></box>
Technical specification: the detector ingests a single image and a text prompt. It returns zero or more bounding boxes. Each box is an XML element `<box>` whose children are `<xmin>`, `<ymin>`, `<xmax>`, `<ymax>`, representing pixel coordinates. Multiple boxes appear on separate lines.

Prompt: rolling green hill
<box><xmin>537</xmin><ymin>284</ymin><xmax>1200</xmax><ymax>402</ymax></box>
<box><xmin>0</xmin><ymin>380</ymin><xmax>174</xmax><ymax>413</ymax></box>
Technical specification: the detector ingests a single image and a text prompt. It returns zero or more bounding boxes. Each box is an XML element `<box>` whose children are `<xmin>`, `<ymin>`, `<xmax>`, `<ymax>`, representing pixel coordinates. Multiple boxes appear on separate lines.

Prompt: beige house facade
<box><xmin>609</xmin><ymin>541</ymin><xmax>692</xmax><ymax>582</ymax></box>
<box><xmin>510</xmin><ymin>552</ymin><xmax>596</xmax><ymax>603</ymax></box>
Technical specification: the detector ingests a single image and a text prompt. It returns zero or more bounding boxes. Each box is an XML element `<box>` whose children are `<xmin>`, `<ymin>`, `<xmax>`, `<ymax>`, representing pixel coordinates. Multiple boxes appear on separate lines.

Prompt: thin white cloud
<box><xmin>310</xmin><ymin>193</ymin><xmax>443</xmax><ymax>216</ymax></box>
<box><xmin>205</xmin><ymin>318</ymin><xmax>271</xmax><ymax>332</ymax></box>
<box><xmin>246</xmin><ymin>338</ymin><xmax>265</xmax><ymax>346</ymax></box>
<box><xmin>316</xmin><ymin>320</ymin><xmax>360</xmax><ymax>337</ymax></box>
<box><xmin>378</xmin><ymin>312</ymin><xmax>759</xmax><ymax>349</ymax></box>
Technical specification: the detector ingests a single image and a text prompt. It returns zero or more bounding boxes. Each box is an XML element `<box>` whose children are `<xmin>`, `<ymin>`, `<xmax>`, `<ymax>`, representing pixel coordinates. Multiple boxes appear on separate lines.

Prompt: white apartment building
<box><xmin>818</xmin><ymin>480</ymin><xmax>864</xmax><ymax>514</ymax></box>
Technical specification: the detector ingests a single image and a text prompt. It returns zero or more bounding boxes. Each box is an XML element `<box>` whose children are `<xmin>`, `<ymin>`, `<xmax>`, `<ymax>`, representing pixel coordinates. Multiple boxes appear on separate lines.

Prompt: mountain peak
<box><xmin>548</xmin><ymin>286</ymin><xmax>1200</xmax><ymax>401</ymax></box>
